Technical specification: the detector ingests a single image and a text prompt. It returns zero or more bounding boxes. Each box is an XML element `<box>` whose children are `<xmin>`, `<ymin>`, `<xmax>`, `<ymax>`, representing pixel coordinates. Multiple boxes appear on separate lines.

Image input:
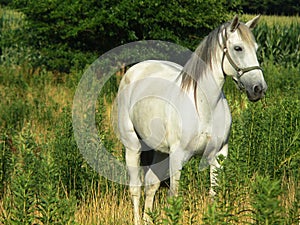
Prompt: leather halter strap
<box><xmin>221</xmin><ymin>26</ymin><xmax>262</xmax><ymax>89</ymax></box>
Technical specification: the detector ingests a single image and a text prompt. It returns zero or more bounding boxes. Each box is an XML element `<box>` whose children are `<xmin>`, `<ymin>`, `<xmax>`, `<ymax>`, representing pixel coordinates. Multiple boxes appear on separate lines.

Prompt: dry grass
<box><xmin>73</xmin><ymin>181</ymin><xmax>299</xmax><ymax>224</ymax></box>
<box><xmin>74</xmin><ymin>184</ymin><xmax>208</xmax><ymax>225</ymax></box>
<box><xmin>75</xmin><ymin>188</ymin><xmax>134</xmax><ymax>225</ymax></box>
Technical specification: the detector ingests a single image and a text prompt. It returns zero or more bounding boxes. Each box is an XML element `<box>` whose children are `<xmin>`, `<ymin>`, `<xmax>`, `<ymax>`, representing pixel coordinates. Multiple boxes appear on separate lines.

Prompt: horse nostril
<box><xmin>253</xmin><ymin>84</ymin><xmax>263</xmax><ymax>94</ymax></box>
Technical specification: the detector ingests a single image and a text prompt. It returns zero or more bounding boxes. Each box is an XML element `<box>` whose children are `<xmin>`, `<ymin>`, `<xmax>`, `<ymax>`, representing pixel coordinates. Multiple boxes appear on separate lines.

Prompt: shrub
<box><xmin>9</xmin><ymin>0</ymin><xmax>240</xmax><ymax>72</ymax></box>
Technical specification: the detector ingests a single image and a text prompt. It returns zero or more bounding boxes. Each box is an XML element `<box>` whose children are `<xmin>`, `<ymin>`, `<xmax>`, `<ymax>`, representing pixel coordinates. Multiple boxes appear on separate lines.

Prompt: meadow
<box><xmin>0</xmin><ymin>8</ymin><xmax>299</xmax><ymax>224</ymax></box>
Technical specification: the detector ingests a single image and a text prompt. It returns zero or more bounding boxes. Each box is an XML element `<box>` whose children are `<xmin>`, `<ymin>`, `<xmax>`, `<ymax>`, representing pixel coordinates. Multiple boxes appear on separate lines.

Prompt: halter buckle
<box><xmin>237</xmin><ymin>69</ymin><xmax>244</xmax><ymax>77</ymax></box>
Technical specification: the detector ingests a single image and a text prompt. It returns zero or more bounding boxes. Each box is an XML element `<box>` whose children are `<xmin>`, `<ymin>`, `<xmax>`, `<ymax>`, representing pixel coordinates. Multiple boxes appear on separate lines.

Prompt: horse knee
<box><xmin>130</xmin><ymin>186</ymin><xmax>141</xmax><ymax>198</ymax></box>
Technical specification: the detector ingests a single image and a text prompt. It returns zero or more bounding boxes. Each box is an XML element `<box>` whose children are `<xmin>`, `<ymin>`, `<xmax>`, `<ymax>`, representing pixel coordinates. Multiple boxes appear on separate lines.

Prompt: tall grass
<box><xmin>243</xmin><ymin>14</ymin><xmax>300</xmax><ymax>67</ymax></box>
<box><xmin>0</xmin><ymin>9</ymin><xmax>299</xmax><ymax>224</ymax></box>
<box><xmin>255</xmin><ymin>23</ymin><xmax>300</xmax><ymax>66</ymax></box>
<box><xmin>242</xmin><ymin>14</ymin><xmax>300</xmax><ymax>26</ymax></box>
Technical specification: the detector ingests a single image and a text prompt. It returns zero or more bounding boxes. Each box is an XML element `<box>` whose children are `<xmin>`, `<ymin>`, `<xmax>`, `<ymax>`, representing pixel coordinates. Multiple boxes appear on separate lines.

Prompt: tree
<box><xmin>241</xmin><ymin>0</ymin><xmax>300</xmax><ymax>15</ymax></box>
<box><xmin>10</xmin><ymin>0</ymin><xmax>241</xmax><ymax>72</ymax></box>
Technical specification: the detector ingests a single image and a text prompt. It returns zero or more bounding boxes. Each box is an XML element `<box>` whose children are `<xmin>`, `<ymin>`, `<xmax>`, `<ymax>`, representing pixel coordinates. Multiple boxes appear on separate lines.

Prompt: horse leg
<box><xmin>121</xmin><ymin>129</ymin><xmax>142</xmax><ymax>224</ymax></box>
<box><xmin>169</xmin><ymin>147</ymin><xmax>185</xmax><ymax>196</ymax></box>
<box><xmin>209</xmin><ymin>144</ymin><xmax>228</xmax><ymax>197</ymax></box>
<box><xmin>118</xmin><ymin>92</ymin><xmax>142</xmax><ymax>225</ymax></box>
<box><xmin>126</xmin><ymin>147</ymin><xmax>142</xmax><ymax>225</ymax></box>
<box><xmin>143</xmin><ymin>152</ymin><xmax>169</xmax><ymax>222</ymax></box>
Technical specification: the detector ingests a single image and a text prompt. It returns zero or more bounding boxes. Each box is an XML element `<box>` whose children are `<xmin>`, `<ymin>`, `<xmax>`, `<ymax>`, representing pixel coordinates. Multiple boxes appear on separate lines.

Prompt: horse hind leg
<box><xmin>143</xmin><ymin>151</ymin><xmax>169</xmax><ymax>222</ymax></box>
<box><xmin>126</xmin><ymin>146</ymin><xmax>142</xmax><ymax>225</ymax></box>
<box><xmin>117</xmin><ymin>81</ymin><xmax>144</xmax><ymax>224</ymax></box>
<box><xmin>121</xmin><ymin>130</ymin><xmax>142</xmax><ymax>225</ymax></box>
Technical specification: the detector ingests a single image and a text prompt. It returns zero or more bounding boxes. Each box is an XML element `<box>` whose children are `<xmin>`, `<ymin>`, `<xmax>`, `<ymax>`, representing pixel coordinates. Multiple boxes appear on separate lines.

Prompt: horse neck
<box><xmin>195</xmin><ymin>48</ymin><xmax>225</xmax><ymax>109</ymax></box>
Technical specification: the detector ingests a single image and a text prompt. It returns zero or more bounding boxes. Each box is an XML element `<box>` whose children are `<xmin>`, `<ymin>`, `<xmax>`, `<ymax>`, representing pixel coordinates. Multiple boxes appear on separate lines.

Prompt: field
<box><xmin>0</xmin><ymin>8</ymin><xmax>300</xmax><ymax>224</ymax></box>
<box><xmin>242</xmin><ymin>14</ymin><xmax>300</xmax><ymax>25</ymax></box>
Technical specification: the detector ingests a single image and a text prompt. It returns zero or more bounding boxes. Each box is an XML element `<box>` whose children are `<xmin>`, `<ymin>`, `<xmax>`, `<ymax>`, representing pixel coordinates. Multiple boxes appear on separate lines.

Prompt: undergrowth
<box><xmin>0</xmin><ymin>10</ymin><xmax>299</xmax><ymax>224</ymax></box>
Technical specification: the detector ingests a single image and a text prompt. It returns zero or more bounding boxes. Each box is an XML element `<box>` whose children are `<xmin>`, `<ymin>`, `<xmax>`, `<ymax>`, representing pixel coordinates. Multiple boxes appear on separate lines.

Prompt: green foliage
<box><xmin>163</xmin><ymin>196</ymin><xmax>183</xmax><ymax>225</ymax></box>
<box><xmin>7</xmin><ymin>0</ymin><xmax>240</xmax><ymax>72</ymax></box>
<box><xmin>254</xmin><ymin>22</ymin><xmax>300</xmax><ymax>67</ymax></box>
<box><xmin>202</xmin><ymin>201</ymin><xmax>238</xmax><ymax>225</ymax></box>
<box><xmin>51</xmin><ymin>107</ymin><xmax>100</xmax><ymax>199</ymax></box>
<box><xmin>202</xmin><ymin>156</ymin><xmax>246</xmax><ymax>225</ymax></box>
<box><xmin>1</xmin><ymin>126</ymin><xmax>77</xmax><ymax>224</ymax></box>
<box><xmin>37</xmin><ymin>181</ymin><xmax>77</xmax><ymax>225</ymax></box>
<box><xmin>0</xmin><ymin>8</ymin><xmax>39</xmax><ymax>71</ymax></box>
<box><xmin>241</xmin><ymin>0</ymin><xmax>300</xmax><ymax>15</ymax></box>
<box><xmin>147</xmin><ymin>196</ymin><xmax>184</xmax><ymax>225</ymax></box>
<box><xmin>3</xmin><ymin>2</ymin><xmax>300</xmax><ymax>72</ymax></box>
<box><xmin>220</xmin><ymin>62</ymin><xmax>300</xmax><ymax>224</ymax></box>
<box><xmin>0</xmin><ymin>67</ymin><xmax>53</xmax><ymax>133</ymax></box>
<box><xmin>0</xmin><ymin>131</ymin><xmax>13</xmax><ymax>198</ymax></box>
<box><xmin>146</xmin><ymin>208</ymin><xmax>163</xmax><ymax>225</ymax></box>
<box><xmin>234</xmin><ymin>101</ymin><xmax>299</xmax><ymax>179</ymax></box>
<box><xmin>3</xmin><ymin>131</ymin><xmax>37</xmax><ymax>224</ymax></box>
<box><xmin>251</xmin><ymin>175</ymin><xmax>284</xmax><ymax>224</ymax></box>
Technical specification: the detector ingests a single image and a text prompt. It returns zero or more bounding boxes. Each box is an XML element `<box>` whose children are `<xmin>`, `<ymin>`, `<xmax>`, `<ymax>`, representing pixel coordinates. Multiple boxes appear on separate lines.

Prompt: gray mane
<box><xmin>180</xmin><ymin>25</ymin><xmax>223</xmax><ymax>91</ymax></box>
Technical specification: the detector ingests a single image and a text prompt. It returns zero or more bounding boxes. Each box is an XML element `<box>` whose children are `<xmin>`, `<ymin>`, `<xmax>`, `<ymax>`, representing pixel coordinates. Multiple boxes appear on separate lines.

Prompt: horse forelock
<box><xmin>236</xmin><ymin>23</ymin><xmax>257</xmax><ymax>47</ymax></box>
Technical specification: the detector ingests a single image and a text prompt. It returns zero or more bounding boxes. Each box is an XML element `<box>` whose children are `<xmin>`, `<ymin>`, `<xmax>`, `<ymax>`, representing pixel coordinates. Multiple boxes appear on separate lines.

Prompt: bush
<box><xmin>241</xmin><ymin>0</ymin><xmax>300</xmax><ymax>15</ymax></box>
<box><xmin>9</xmin><ymin>0</ymin><xmax>240</xmax><ymax>72</ymax></box>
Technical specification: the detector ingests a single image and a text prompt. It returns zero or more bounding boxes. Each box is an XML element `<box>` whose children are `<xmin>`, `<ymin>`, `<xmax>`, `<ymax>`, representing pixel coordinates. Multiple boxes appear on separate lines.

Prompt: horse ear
<box><xmin>246</xmin><ymin>15</ymin><xmax>261</xmax><ymax>30</ymax></box>
<box><xmin>230</xmin><ymin>15</ymin><xmax>240</xmax><ymax>32</ymax></box>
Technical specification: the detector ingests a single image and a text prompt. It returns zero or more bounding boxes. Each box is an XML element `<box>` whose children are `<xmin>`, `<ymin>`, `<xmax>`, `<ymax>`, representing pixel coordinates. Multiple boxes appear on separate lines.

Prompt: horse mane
<box><xmin>180</xmin><ymin>22</ymin><xmax>255</xmax><ymax>92</ymax></box>
<box><xmin>180</xmin><ymin>26</ymin><xmax>222</xmax><ymax>91</ymax></box>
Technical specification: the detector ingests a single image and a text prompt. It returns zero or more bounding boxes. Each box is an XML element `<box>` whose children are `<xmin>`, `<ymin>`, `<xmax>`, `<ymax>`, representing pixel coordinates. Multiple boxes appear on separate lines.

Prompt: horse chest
<box><xmin>187</xmin><ymin>98</ymin><xmax>232</xmax><ymax>155</ymax></box>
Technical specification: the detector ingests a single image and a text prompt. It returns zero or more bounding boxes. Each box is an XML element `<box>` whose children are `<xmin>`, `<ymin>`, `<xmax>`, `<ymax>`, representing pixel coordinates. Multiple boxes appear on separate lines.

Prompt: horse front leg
<box><xmin>209</xmin><ymin>143</ymin><xmax>228</xmax><ymax>198</ymax></box>
<box><xmin>169</xmin><ymin>148</ymin><xmax>186</xmax><ymax>196</ymax></box>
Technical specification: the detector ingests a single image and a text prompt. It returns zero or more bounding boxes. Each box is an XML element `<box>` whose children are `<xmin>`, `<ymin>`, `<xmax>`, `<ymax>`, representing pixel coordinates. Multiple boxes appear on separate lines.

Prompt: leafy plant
<box><xmin>146</xmin><ymin>196</ymin><xmax>184</xmax><ymax>225</ymax></box>
<box><xmin>251</xmin><ymin>175</ymin><xmax>284</xmax><ymax>224</ymax></box>
<box><xmin>163</xmin><ymin>196</ymin><xmax>184</xmax><ymax>225</ymax></box>
<box><xmin>1</xmin><ymin>125</ymin><xmax>77</xmax><ymax>224</ymax></box>
<box><xmin>8</xmin><ymin>0</ymin><xmax>240</xmax><ymax>72</ymax></box>
<box><xmin>255</xmin><ymin>22</ymin><xmax>300</xmax><ymax>67</ymax></box>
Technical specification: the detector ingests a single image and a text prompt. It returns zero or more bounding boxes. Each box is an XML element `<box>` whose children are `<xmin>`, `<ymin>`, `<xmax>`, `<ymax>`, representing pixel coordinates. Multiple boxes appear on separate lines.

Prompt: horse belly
<box><xmin>130</xmin><ymin>98</ymin><xmax>175</xmax><ymax>154</ymax></box>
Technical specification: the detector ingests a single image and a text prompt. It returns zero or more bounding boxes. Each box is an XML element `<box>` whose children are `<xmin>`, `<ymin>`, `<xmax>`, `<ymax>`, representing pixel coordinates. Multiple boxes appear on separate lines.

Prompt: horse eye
<box><xmin>234</xmin><ymin>46</ymin><xmax>243</xmax><ymax>51</ymax></box>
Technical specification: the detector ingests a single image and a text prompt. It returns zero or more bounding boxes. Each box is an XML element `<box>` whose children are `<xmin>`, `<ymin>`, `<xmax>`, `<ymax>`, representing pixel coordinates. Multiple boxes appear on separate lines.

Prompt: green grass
<box><xmin>0</xmin><ymin>9</ymin><xmax>299</xmax><ymax>224</ymax></box>
<box><xmin>0</xmin><ymin>59</ymin><xmax>299</xmax><ymax>225</ymax></box>
<box><xmin>242</xmin><ymin>14</ymin><xmax>300</xmax><ymax>26</ymax></box>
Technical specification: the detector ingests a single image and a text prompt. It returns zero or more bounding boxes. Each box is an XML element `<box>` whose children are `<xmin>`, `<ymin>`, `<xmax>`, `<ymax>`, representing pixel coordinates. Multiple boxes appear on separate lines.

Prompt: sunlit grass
<box><xmin>241</xmin><ymin>14</ymin><xmax>300</xmax><ymax>25</ymax></box>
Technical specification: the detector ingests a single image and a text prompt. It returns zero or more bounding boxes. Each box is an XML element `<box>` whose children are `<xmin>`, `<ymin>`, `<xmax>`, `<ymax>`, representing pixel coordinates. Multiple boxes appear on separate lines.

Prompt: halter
<box><xmin>221</xmin><ymin>25</ymin><xmax>262</xmax><ymax>90</ymax></box>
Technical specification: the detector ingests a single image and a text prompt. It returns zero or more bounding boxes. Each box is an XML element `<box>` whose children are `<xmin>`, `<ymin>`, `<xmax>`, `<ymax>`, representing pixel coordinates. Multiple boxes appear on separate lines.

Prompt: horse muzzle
<box><xmin>246</xmin><ymin>83</ymin><xmax>268</xmax><ymax>102</ymax></box>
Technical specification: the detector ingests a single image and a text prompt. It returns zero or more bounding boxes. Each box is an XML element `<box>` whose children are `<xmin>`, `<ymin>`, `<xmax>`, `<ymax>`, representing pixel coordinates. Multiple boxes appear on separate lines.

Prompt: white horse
<box><xmin>117</xmin><ymin>15</ymin><xmax>267</xmax><ymax>225</ymax></box>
